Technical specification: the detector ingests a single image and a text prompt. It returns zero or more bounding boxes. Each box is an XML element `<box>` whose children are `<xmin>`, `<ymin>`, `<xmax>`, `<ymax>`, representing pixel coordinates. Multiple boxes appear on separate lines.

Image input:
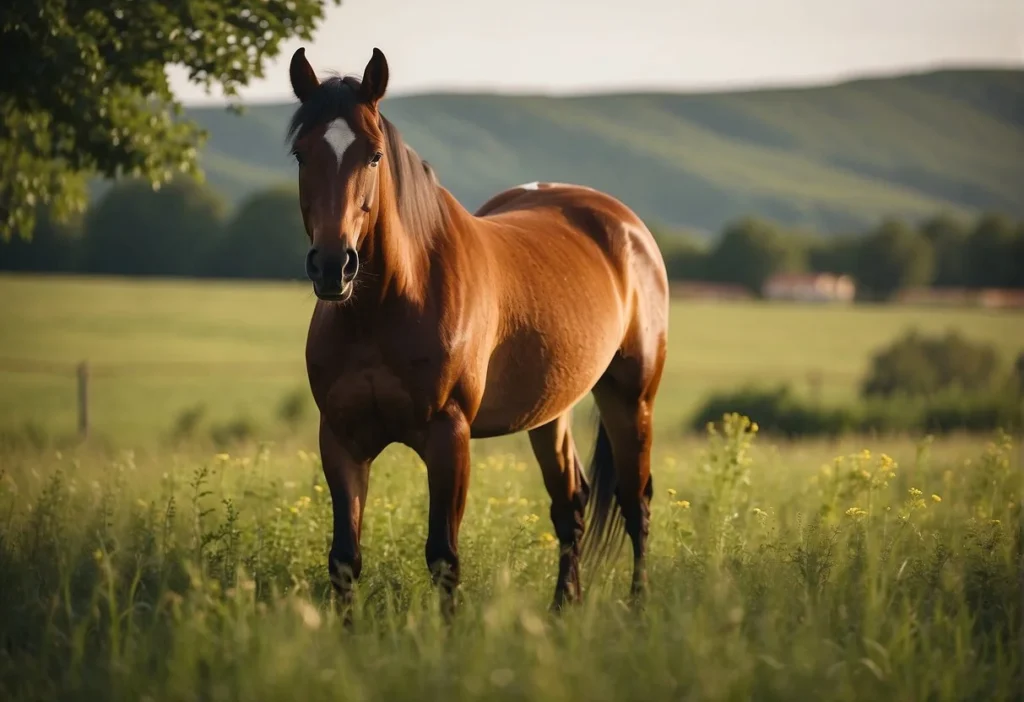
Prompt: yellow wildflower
<box><xmin>314</xmin><ymin>485</ymin><xmax>325</xmax><ymax>494</ymax></box>
<box><xmin>667</xmin><ymin>488</ymin><xmax>677</xmax><ymax>497</ymax></box>
<box><xmin>930</xmin><ymin>494</ymin><xmax>941</xmax><ymax>503</ymax></box>
<box><xmin>674</xmin><ymin>500</ymin><xmax>690</xmax><ymax>509</ymax></box>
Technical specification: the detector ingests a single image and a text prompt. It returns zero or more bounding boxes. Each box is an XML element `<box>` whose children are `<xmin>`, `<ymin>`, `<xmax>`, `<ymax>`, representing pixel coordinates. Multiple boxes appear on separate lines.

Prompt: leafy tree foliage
<box><xmin>0</xmin><ymin>206</ymin><xmax>83</xmax><ymax>272</ymax></box>
<box><xmin>964</xmin><ymin>213</ymin><xmax>1019</xmax><ymax>288</ymax></box>
<box><xmin>852</xmin><ymin>218</ymin><xmax>935</xmax><ymax>299</ymax></box>
<box><xmin>206</xmin><ymin>186</ymin><xmax>307</xmax><ymax>279</ymax></box>
<box><xmin>919</xmin><ymin>213</ymin><xmax>970</xmax><ymax>288</ymax></box>
<box><xmin>706</xmin><ymin>216</ymin><xmax>806</xmax><ymax>295</ymax></box>
<box><xmin>82</xmin><ymin>178</ymin><xmax>227</xmax><ymax>276</ymax></box>
<box><xmin>0</xmin><ymin>0</ymin><xmax>341</xmax><ymax>241</ymax></box>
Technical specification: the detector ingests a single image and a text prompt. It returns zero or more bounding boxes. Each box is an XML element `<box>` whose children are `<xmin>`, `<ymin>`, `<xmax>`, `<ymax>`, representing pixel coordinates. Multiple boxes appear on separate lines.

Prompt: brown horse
<box><xmin>287</xmin><ymin>46</ymin><xmax>669</xmax><ymax>617</ymax></box>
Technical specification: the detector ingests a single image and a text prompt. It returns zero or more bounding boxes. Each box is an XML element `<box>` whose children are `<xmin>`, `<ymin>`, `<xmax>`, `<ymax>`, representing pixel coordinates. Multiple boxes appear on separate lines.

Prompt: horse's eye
<box><xmin>370</xmin><ymin>151</ymin><xmax>383</xmax><ymax>166</ymax></box>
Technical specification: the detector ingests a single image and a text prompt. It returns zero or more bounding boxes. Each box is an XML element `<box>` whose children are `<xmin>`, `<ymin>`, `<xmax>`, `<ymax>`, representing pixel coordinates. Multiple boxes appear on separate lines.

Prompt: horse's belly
<box><xmin>471</xmin><ymin>322</ymin><xmax>620</xmax><ymax>437</ymax></box>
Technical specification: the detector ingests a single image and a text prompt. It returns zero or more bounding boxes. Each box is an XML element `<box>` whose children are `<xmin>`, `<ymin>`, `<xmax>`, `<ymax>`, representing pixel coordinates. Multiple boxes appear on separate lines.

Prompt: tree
<box><xmin>707</xmin><ymin>216</ymin><xmax>806</xmax><ymax>295</ymax></box>
<box><xmin>853</xmin><ymin>218</ymin><xmax>934</xmax><ymax>299</ymax></box>
<box><xmin>964</xmin><ymin>213</ymin><xmax>1019</xmax><ymax>288</ymax></box>
<box><xmin>206</xmin><ymin>186</ymin><xmax>307</xmax><ymax>280</ymax></box>
<box><xmin>82</xmin><ymin>178</ymin><xmax>227</xmax><ymax>277</ymax></box>
<box><xmin>1</xmin><ymin>0</ymin><xmax>342</xmax><ymax>242</ymax></box>
<box><xmin>919</xmin><ymin>213</ymin><xmax>969</xmax><ymax>287</ymax></box>
<box><xmin>649</xmin><ymin>224</ymin><xmax>711</xmax><ymax>281</ymax></box>
<box><xmin>0</xmin><ymin>205</ymin><xmax>83</xmax><ymax>272</ymax></box>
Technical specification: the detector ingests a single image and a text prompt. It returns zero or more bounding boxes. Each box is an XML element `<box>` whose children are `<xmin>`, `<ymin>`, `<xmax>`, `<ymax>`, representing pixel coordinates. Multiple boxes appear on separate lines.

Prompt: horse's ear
<box><xmin>290</xmin><ymin>47</ymin><xmax>319</xmax><ymax>103</ymax></box>
<box><xmin>360</xmin><ymin>48</ymin><xmax>389</xmax><ymax>106</ymax></box>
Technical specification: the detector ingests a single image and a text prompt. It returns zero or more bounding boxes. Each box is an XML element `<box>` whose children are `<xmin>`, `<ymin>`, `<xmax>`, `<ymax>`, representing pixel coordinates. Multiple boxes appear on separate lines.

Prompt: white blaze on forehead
<box><xmin>323</xmin><ymin>118</ymin><xmax>358</xmax><ymax>166</ymax></box>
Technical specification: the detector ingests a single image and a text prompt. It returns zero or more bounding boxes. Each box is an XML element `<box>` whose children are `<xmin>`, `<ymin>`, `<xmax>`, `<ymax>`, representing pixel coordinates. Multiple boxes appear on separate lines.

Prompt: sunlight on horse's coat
<box><xmin>518</xmin><ymin>181</ymin><xmax>541</xmax><ymax>190</ymax></box>
<box><xmin>324</xmin><ymin>118</ymin><xmax>358</xmax><ymax>166</ymax></box>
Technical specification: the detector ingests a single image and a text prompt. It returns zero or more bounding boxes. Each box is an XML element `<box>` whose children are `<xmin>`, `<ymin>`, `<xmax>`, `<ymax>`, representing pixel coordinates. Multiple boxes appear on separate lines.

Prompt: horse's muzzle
<box><xmin>306</xmin><ymin>246</ymin><xmax>358</xmax><ymax>300</ymax></box>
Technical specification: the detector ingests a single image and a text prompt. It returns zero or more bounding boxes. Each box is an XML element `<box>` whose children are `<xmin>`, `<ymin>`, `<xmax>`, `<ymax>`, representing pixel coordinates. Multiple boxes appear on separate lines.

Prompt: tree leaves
<box><xmin>0</xmin><ymin>0</ymin><xmax>341</xmax><ymax>241</ymax></box>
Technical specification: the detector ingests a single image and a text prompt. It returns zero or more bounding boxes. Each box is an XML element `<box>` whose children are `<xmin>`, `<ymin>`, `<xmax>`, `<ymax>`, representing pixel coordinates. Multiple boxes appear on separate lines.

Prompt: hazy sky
<box><xmin>167</xmin><ymin>0</ymin><xmax>1023</xmax><ymax>104</ymax></box>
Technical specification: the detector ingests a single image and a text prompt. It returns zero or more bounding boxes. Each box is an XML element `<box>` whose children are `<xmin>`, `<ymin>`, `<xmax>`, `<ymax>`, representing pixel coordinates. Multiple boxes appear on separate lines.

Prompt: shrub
<box><xmin>861</xmin><ymin>329</ymin><xmax>1002</xmax><ymax>399</ymax></box>
<box><xmin>276</xmin><ymin>388</ymin><xmax>311</xmax><ymax>431</ymax></box>
<box><xmin>688</xmin><ymin>384</ymin><xmax>1022</xmax><ymax>438</ymax></box>
<box><xmin>688</xmin><ymin>384</ymin><xmax>854</xmax><ymax>438</ymax></box>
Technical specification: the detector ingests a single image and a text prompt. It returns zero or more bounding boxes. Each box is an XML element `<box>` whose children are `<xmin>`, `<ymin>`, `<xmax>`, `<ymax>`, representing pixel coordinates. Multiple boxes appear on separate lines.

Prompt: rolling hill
<box><xmin>185</xmin><ymin>68</ymin><xmax>1024</xmax><ymax>236</ymax></box>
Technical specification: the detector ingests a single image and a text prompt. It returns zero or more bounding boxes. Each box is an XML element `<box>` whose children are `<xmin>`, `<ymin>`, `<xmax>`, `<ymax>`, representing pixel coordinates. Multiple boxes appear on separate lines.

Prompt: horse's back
<box><xmin>474</xmin><ymin>180</ymin><xmax>669</xmax><ymax>315</ymax></box>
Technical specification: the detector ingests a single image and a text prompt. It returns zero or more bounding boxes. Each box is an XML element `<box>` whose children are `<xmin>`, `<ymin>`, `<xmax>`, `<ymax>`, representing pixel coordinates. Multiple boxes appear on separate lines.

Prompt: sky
<box><xmin>167</xmin><ymin>0</ymin><xmax>1024</xmax><ymax>105</ymax></box>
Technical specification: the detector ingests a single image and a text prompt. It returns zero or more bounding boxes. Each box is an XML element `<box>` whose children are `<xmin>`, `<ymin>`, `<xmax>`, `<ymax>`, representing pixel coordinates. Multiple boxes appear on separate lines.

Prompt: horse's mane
<box><xmin>286</xmin><ymin>75</ymin><xmax>446</xmax><ymax>239</ymax></box>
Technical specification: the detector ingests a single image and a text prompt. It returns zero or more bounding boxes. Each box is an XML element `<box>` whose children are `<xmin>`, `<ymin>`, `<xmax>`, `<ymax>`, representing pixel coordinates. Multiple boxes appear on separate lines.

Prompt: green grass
<box><xmin>0</xmin><ymin>418</ymin><xmax>1019</xmax><ymax>701</ymax></box>
<box><xmin>1</xmin><ymin>273</ymin><xmax>1020</xmax><ymax>700</ymax></box>
<box><xmin>185</xmin><ymin>68</ymin><xmax>1024</xmax><ymax>234</ymax></box>
<box><xmin>2</xmin><ymin>273</ymin><xmax>1022</xmax><ymax>445</ymax></box>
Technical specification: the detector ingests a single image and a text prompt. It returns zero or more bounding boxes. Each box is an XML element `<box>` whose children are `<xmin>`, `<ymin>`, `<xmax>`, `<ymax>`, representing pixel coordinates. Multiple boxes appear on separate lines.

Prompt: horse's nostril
<box><xmin>305</xmin><ymin>248</ymin><xmax>320</xmax><ymax>280</ymax></box>
<box><xmin>342</xmin><ymin>247</ymin><xmax>359</xmax><ymax>281</ymax></box>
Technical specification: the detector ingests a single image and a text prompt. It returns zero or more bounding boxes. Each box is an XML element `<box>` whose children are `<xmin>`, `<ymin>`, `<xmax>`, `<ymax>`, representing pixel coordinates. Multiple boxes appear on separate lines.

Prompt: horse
<box><xmin>287</xmin><ymin>46</ymin><xmax>669</xmax><ymax>618</ymax></box>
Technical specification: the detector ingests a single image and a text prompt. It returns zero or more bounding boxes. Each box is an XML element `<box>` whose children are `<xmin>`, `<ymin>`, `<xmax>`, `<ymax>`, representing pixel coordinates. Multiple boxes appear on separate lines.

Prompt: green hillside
<box><xmin>186</xmin><ymin>68</ymin><xmax>1024</xmax><ymax>235</ymax></box>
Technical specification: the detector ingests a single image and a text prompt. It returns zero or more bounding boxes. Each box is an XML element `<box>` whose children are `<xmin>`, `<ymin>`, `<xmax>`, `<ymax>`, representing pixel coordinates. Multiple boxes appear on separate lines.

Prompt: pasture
<box><xmin>1</xmin><ymin>416</ymin><xmax>1019</xmax><ymax>700</ymax></box>
<box><xmin>0</xmin><ymin>273</ymin><xmax>1021</xmax><ymax>700</ymax></box>
<box><xmin>1</xmin><ymin>274</ymin><xmax>1021</xmax><ymax>445</ymax></box>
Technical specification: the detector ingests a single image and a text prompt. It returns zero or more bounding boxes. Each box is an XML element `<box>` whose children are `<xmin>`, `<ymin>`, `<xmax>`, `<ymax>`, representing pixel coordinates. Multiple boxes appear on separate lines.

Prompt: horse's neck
<box><xmin>368</xmin><ymin>186</ymin><xmax>452</xmax><ymax>309</ymax></box>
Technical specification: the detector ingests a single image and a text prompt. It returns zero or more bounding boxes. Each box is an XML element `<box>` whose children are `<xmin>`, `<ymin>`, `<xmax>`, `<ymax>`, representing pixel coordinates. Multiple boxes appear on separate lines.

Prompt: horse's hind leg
<box><xmin>591</xmin><ymin>349</ymin><xmax>664</xmax><ymax>602</ymax></box>
<box><xmin>528</xmin><ymin>413</ymin><xmax>590</xmax><ymax>610</ymax></box>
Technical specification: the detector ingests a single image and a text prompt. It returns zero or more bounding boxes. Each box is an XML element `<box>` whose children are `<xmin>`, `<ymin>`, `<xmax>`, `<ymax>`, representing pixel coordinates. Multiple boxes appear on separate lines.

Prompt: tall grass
<box><xmin>1</xmin><ymin>416</ymin><xmax>1020</xmax><ymax>701</ymax></box>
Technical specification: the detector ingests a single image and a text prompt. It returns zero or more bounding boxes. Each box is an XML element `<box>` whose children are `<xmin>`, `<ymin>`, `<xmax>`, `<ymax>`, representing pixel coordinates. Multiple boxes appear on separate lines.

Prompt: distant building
<box><xmin>761</xmin><ymin>273</ymin><xmax>856</xmax><ymax>303</ymax></box>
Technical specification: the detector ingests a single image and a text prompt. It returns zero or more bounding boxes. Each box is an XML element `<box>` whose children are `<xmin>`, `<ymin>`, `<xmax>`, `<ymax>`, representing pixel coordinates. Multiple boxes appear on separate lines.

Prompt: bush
<box><xmin>861</xmin><ymin>329</ymin><xmax>1002</xmax><ymax>399</ymax></box>
<box><xmin>688</xmin><ymin>384</ymin><xmax>1022</xmax><ymax>438</ymax></box>
<box><xmin>688</xmin><ymin>384</ymin><xmax>855</xmax><ymax>438</ymax></box>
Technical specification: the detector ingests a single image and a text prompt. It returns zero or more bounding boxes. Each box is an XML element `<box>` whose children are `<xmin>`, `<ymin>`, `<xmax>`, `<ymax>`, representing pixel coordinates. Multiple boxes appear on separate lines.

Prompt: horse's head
<box><xmin>287</xmin><ymin>47</ymin><xmax>390</xmax><ymax>302</ymax></box>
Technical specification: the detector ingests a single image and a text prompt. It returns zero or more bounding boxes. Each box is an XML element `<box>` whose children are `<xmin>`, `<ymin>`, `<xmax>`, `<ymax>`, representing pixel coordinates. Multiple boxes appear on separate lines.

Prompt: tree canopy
<box><xmin>206</xmin><ymin>186</ymin><xmax>307</xmax><ymax>280</ymax></box>
<box><xmin>82</xmin><ymin>178</ymin><xmax>227</xmax><ymax>276</ymax></box>
<box><xmin>0</xmin><ymin>0</ymin><xmax>341</xmax><ymax>241</ymax></box>
<box><xmin>707</xmin><ymin>216</ymin><xmax>806</xmax><ymax>295</ymax></box>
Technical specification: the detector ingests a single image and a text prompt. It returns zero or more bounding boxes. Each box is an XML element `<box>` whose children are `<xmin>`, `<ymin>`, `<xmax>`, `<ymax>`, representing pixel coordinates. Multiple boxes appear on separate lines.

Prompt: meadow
<box><xmin>2</xmin><ymin>274</ymin><xmax>1021</xmax><ymax>445</ymax></box>
<box><xmin>0</xmin><ymin>273</ymin><xmax>1022</xmax><ymax>701</ymax></box>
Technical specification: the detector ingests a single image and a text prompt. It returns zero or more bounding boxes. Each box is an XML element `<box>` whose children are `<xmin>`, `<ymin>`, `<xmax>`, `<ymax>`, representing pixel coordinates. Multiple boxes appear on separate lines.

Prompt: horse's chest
<box><xmin>311</xmin><ymin>352</ymin><xmax>424</xmax><ymax>452</ymax></box>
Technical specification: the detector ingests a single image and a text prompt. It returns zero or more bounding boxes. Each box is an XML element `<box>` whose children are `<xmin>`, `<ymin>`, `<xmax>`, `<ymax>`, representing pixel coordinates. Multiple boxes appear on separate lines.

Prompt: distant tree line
<box><xmin>1</xmin><ymin>178</ymin><xmax>308</xmax><ymax>280</ymax></box>
<box><xmin>654</xmin><ymin>213</ymin><xmax>1024</xmax><ymax>299</ymax></box>
<box><xmin>3</xmin><ymin>177</ymin><xmax>1023</xmax><ymax>298</ymax></box>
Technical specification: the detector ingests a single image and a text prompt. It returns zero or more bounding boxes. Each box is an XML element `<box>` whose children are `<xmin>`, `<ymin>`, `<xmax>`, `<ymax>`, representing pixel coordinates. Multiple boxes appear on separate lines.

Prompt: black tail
<box><xmin>581</xmin><ymin>418</ymin><xmax>627</xmax><ymax>579</ymax></box>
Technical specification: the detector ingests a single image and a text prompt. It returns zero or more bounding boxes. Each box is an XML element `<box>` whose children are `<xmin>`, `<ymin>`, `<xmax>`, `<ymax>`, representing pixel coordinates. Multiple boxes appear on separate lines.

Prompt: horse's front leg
<box><xmin>420</xmin><ymin>405</ymin><xmax>472</xmax><ymax>620</ymax></box>
<box><xmin>319</xmin><ymin>416</ymin><xmax>371</xmax><ymax>624</ymax></box>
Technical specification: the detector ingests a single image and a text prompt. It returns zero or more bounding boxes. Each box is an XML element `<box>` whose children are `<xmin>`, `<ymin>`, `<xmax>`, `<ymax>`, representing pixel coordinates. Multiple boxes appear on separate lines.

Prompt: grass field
<box><xmin>1</xmin><ymin>274</ymin><xmax>1021</xmax><ymax>700</ymax></box>
<box><xmin>1</xmin><ymin>419</ymin><xmax>1019</xmax><ymax>700</ymax></box>
<box><xmin>2</xmin><ymin>274</ymin><xmax>1022</xmax><ymax>446</ymax></box>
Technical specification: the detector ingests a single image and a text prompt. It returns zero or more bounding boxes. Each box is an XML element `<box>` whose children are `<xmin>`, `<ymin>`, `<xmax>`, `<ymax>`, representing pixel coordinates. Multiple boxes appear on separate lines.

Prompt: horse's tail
<box><xmin>580</xmin><ymin>417</ymin><xmax>627</xmax><ymax>580</ymax></box>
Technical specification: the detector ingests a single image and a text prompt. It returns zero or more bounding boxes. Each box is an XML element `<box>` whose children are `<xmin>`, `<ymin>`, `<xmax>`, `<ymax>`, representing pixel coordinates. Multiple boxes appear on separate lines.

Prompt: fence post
<box><xmin>77</xmin><ymin>361</ymin><xmax>89</xmax><ymax>438</ymax></box>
